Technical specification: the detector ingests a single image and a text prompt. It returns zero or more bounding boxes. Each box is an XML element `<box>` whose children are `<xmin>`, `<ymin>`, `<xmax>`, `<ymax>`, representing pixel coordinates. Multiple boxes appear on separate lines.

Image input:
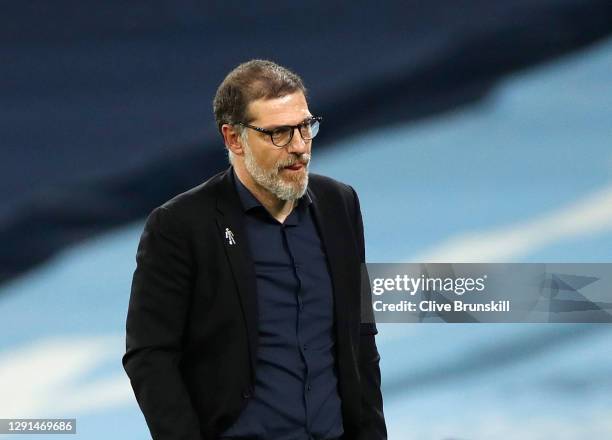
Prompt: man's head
<box><xmin>213</xmin><ymin>60</ymin><xmax>315</xmax><ymax>202</ymax></box>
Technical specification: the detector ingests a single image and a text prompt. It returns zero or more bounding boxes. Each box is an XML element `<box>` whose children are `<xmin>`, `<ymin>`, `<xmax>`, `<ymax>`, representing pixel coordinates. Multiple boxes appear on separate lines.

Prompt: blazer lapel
<box><xmin>215</xmin><ymin>168</ymin><xmax>258</xmax><ymax>379</ymax></box>
<box><xmin>308</xmin><ymin>188</ymin><xmax>352</xmax><ymax>352</ymax></box>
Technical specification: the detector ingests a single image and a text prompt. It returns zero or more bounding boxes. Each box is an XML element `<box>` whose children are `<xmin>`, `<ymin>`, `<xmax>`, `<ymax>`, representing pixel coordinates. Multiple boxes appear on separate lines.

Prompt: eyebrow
<box><xmin>261</xmin><ymin>116</ymin><xmax>313</xmax><ymax>131</ymax></box>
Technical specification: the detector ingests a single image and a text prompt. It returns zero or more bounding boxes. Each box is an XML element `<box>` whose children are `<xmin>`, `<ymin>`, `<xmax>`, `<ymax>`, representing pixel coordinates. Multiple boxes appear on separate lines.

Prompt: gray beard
<box><xmin>243</xmin><ymin>141</ymin><xmax>310</xmax><ymax>201</ymax></box>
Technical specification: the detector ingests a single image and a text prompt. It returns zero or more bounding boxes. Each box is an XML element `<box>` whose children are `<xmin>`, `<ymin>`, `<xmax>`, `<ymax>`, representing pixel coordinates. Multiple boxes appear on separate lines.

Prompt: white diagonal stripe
<box><xmin>417</xmin><ymin>184</ymin><xmax>612</xmax><ymax>262</ymax></box>
<box><xmin>0</xmin><ymin>335</ymin><xmax>132</xmax><ymax>417</ymax></box>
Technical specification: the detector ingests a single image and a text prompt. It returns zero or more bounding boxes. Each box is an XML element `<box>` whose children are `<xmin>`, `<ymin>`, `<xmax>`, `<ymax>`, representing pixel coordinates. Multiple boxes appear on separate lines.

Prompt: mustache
<box><xmin>278</xmin><ymin>153</ymin><xmax>311</xmax><ymax>168</ymax></box>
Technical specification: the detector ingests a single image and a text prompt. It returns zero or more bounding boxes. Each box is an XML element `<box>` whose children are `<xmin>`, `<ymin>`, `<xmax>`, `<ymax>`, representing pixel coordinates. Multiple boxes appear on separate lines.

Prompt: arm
<box><xmin>122</xmin><ymin>206</ymin><xmax>202</xmax><ymax>440</ymax></box>
<box><xmin>351</xmin><ymin>187</ymin><xmax>388</xmax><ymax>440</ymax></box>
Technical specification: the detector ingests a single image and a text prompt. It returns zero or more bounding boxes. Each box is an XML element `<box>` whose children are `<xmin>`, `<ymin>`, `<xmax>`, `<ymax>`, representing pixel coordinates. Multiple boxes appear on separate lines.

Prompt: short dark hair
<box><xmin>213</xmin><ymin>59</ymin><xmax>307</xmax><ymax>133</ymax></box>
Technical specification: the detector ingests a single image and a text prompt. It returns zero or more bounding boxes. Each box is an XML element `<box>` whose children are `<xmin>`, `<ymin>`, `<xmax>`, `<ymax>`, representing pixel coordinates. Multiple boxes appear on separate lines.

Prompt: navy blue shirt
<box><xmin>220</xmin><ymin>172</ymin><xmax>344</xmax><ymax>440</ymax></box>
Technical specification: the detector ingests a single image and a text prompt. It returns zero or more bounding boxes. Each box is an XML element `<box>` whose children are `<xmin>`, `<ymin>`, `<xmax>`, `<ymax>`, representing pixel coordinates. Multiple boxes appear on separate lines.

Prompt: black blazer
<box><xmin>122</xmin><ymin>167</ymin><xmax>386</xmax><ymax>440</ymax></box>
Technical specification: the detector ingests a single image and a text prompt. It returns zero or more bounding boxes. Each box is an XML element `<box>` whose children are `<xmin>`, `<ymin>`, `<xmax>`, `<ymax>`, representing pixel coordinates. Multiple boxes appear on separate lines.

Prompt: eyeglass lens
<box><xmin>271</xmin><ymin>119</ymin><xmax>320</xmax><ymax>147</ymax></box>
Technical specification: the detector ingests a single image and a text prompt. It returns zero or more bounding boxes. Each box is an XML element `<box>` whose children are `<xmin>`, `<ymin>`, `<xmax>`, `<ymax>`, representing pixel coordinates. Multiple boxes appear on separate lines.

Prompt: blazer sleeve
<box><xmin>122</xmin><ymin>206</ymin><xmax>202</xmax><ymax>440</ymax></box>
<box><xmin>350</xmin><ymin>186</ymin><xmax>388</xmax><ymax>440</ymax></box>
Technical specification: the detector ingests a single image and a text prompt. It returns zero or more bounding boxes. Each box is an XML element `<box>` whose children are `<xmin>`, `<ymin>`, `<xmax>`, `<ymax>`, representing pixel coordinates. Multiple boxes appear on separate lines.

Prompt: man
<box><xmin>123</xmin><ymin>60</ymin><xmax>386</xmax><ymax>440</ymax></box>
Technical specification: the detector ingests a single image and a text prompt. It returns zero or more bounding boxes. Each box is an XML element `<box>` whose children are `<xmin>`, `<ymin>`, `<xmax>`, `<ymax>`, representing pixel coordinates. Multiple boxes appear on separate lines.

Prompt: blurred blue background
<box><xmin>1</xmin><ymin>1</ymin><xmax>612</xmax><ymax>439</ymax></box>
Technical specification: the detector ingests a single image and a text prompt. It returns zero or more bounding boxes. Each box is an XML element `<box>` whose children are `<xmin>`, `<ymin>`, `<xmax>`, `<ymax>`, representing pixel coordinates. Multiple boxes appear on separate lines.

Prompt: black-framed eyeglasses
<box><xmin>238</xmin><ymin>116</ymin><xmax>322</xmax><ymax>148</ymax></box>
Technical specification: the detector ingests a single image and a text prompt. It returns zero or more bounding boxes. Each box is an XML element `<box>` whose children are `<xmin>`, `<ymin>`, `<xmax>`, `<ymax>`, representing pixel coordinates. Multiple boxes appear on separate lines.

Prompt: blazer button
<box><xmin>242</xmin><ymin>388</ymin><xmax>252</xmax><ymax>399</ymax></box>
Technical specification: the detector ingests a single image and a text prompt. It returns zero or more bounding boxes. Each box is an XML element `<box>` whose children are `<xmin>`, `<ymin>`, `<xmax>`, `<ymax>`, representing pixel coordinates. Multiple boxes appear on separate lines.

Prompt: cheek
<box><xmin>260</xmin><ymin>151</ymin><xmax>284</xmax><ymax>169</ymax></box>
<box><xmin>250</xmin><ymin>137</ymin><xmax>287</xmax><ymax>168</ymax></box>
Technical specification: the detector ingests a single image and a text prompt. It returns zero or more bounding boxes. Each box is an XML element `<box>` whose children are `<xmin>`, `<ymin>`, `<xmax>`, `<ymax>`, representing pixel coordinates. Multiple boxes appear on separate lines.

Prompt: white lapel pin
<box><xmin>225</xmin><ymin>227</ymin><xmax>236</xmax><ymax>245</ymax></box>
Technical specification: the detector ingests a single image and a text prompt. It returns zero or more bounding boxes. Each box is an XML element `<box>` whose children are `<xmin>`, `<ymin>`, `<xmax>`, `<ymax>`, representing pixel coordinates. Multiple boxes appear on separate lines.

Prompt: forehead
<box><xmin>247</xmin><ymin>91</ymin><xmax>310</xmax><ymax>125</ymax></box>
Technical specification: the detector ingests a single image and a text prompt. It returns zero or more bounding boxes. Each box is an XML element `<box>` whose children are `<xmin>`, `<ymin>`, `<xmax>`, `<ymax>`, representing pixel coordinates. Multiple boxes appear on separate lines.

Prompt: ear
<box><xmin>221</xmin><ymin>124</ymin><xmax>245</xmax><ymax>157</ymax></box>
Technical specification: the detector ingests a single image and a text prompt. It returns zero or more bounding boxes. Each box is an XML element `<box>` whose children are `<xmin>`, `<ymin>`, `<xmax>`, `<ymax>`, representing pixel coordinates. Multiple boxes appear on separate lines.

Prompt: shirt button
<box><xmin>242</xmin><ymin>388</ymin><xmax>252</xmax><ymax>399</ymax></box>
<box><xmin>307</xmin><ymin>385</ymin><xmax>312</xmax><ymax>391</ymax></box>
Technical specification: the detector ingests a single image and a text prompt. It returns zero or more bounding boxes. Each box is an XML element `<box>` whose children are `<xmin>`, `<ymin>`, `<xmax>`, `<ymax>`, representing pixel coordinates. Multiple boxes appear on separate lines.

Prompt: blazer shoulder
<box><xmin>309</xmin><ymin>173</ymin><xmax>356</xmax><ymax>200</ymax></box>
<box><xmin>151</xmin><ymin>169</ymin><xmax>227</xmax><ymax>225</ymax></box>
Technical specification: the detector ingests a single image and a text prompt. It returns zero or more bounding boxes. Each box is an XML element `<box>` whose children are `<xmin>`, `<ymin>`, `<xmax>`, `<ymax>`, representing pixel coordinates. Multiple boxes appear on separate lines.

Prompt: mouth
<box><xmin>283</xmin><ymin>163</ymin><xmax>305</xmax><ymax>171</ymax></box>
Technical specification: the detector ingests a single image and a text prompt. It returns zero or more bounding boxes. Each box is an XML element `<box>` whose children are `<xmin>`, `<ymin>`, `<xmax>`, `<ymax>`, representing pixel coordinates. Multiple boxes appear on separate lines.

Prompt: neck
<box><xmin>234</xmin><ymin>163</ymin><xmax>295</xmax><ymax>222</ymax></box>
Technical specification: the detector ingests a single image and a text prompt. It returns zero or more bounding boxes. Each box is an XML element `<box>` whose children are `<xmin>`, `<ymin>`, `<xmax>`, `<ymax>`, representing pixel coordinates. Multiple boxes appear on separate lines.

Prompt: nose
<box><xmin>285</xmin><ymin>127</ymin><xmax>308</xmax><ymax>154</ymax></box>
